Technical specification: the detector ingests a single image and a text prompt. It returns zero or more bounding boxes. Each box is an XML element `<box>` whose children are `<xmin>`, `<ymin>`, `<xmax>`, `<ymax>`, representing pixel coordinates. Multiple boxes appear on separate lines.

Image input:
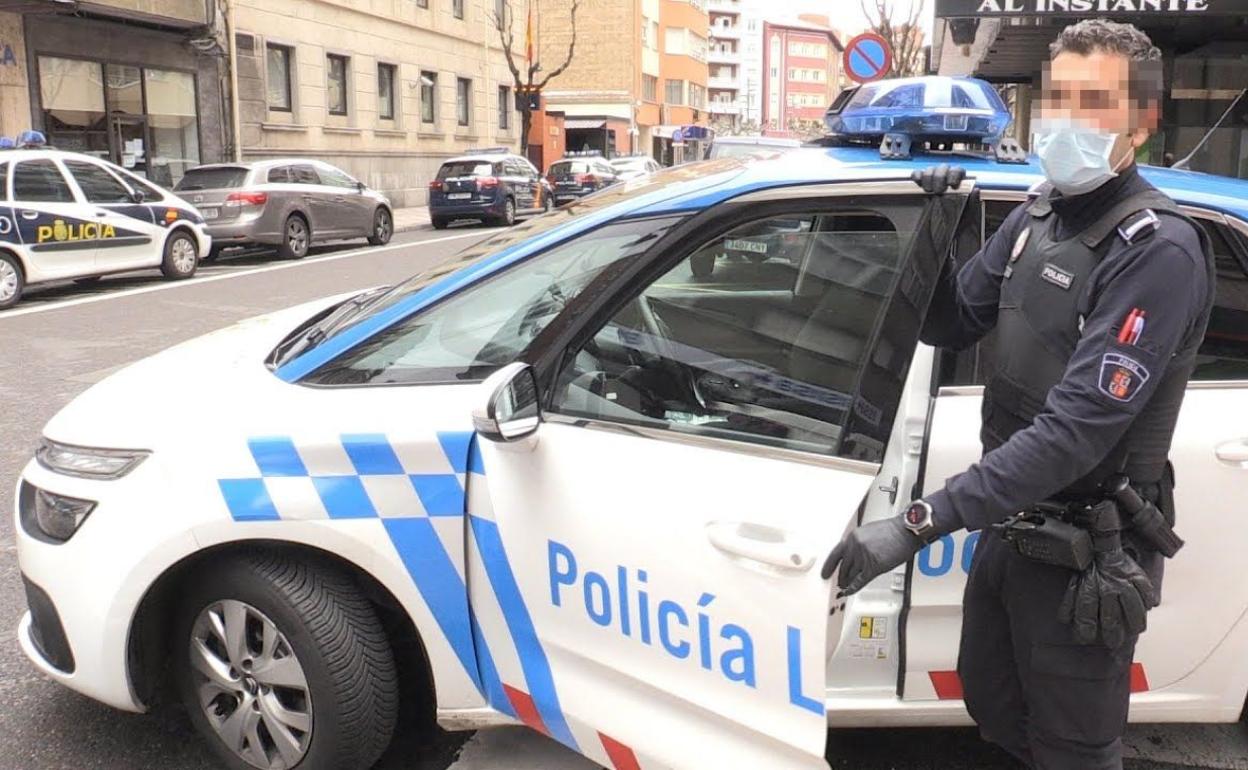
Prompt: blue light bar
<box><xmin>825</xmin><ymin>76</ymin><xmax>1011</xmax><ymax>146</ymax></box>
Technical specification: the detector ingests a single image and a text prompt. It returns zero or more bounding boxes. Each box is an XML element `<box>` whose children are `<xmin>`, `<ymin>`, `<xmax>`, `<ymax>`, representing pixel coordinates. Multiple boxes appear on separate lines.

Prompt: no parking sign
<box><xmin>843</xmin><ymin>32</ymin><xmax>893</xmax><ymax>84</ymax></box>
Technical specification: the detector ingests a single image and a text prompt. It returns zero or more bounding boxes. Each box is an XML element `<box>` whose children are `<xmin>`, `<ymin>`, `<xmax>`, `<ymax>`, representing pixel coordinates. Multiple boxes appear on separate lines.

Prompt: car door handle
<box><xmin>20</xmin><ymin>210</ymin><xmax>39</xmax><ymax>220</ymax></box>
<box><xmin>705</xmin><ymin>521</ymin><xmax>814</xmax><ymax>572</ymax></box>
<box><xmin>1215</xmin><ymin>439</ymin><xmax>1248</xmax><ymax>466</ymax></box>
<box><xmin>95</xmin><ymin>211</ymin><xmax>109</xmax><ymax>218</ymax></box>
<box><xmin>333</xmin><ymin>196</ymin><xmax>347</xmax><ymax>203</ymax></box>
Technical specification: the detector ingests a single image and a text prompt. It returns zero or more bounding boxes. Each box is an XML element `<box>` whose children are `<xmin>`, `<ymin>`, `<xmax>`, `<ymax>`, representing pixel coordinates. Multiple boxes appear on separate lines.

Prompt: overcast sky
<box><xmin>770</xmin><ymin>0</ymin><xmax>936</xmax><ymax>39</ymax></box>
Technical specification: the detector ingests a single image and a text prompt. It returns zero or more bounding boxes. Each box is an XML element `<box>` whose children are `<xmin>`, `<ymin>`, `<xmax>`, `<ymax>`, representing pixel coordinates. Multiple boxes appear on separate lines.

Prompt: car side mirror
<box><xmin>130</xmin><ymin>189</ymin><xmax>145</xmax><ymax>204</ymax></box>
<box><xmin>474</xmin><ymin>362</ymin><xmax>541</xmax><ymax>442</ymax></box>
<box><xmin>356</xmin><ymin>181</ymin><xmax>366</xmax><ymax>192</ymax></box>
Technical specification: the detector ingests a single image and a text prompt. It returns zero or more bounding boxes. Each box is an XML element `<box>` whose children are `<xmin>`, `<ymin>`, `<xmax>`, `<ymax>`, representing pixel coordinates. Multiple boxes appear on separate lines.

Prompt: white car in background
<box><xmin>610</xmin><ymin>155</ymin><xmax>662</xmax><ymax>181</ymax></box>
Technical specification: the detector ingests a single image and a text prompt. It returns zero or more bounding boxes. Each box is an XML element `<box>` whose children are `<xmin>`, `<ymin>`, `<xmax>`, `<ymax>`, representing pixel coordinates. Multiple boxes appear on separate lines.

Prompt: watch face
<box><xmin>905</xmin><ymin>503</ymin><xmax>928</xmax><ymax>528</ymax></box>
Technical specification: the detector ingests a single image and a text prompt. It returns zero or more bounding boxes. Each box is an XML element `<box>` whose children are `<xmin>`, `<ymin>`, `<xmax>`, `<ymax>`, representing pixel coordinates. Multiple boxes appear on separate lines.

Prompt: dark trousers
<box><xmin>958</xmin><ymin>533</ymin><xmax>1141</xmax><ymax>770</ymax></box>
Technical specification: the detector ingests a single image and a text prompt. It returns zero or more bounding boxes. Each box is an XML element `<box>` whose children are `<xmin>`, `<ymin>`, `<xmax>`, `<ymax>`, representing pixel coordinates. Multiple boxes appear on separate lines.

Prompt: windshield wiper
<box><xmin>274</xmin><ymin>286</ymin><xmax>390</xmax><ymax>366</ymax></box>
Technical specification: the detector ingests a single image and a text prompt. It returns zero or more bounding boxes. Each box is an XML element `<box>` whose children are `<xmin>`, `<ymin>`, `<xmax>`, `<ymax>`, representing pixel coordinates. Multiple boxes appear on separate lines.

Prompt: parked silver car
<box><xmin>175</xmin><ymin>159</ymin><xmax>393</xmax><ymax>260</ymax></box>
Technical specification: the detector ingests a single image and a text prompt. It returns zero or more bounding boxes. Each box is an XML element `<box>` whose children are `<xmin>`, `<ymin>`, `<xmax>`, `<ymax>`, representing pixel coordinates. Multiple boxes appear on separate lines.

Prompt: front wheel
<box><xmin>174</xmin><ymin>552</ymin><xmax>398</xmax><ymax>770</ymax></box>
<box><xmin>161</xmin><ymin>230</ymin><xmax>199</xmax><ymax>280</ymax></box>
<box><xmin>0</xmin><ymin>252</ymin><xmax>23</xmax><ymax>309</ymax></box>
<box><xmin>367</xmin><ymin>207</ymin><xmax>392</xmax><ymax>246</ymax></box>
<box><xmin>277</xmin><ymin>215</ymin><xmax>311</xmax><ymax>260</ymax></box>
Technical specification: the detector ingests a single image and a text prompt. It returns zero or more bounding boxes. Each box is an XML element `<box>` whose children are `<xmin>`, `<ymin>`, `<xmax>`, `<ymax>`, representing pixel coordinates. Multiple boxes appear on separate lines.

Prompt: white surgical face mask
<box><xmin>1032</xmin><ymin>118</ymin><xmax>1126</xmax><ymax>196</ymax></box>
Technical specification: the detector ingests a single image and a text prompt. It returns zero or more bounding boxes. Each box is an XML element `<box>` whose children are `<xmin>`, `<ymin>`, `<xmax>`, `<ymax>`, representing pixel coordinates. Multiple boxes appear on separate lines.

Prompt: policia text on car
<box><xmin>823</xmin><ymin>19</ymin><xmax>1216</xmax><ymax>770</ymax></box>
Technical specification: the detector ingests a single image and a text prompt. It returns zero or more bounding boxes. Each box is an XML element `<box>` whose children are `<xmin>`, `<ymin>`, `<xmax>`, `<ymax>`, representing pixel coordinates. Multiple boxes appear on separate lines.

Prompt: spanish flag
<box><xmin>525</xmin><ymin>2</ymin><xmax>534</xmax><ymax>65</ymax></box>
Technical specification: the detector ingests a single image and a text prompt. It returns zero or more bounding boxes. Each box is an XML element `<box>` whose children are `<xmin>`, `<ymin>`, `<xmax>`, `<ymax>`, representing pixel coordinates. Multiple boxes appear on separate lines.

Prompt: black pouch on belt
<box><xmin>993</xmin><ymin>507</ymin><xmax>1094</xmax><ymax>571</ymax></box>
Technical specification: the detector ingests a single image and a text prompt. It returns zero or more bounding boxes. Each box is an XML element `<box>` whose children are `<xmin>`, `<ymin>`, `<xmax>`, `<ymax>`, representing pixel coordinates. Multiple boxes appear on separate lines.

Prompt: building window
<box><xmin>688</xmin><ymin>83</ymin><xmax>705</xmax><ymax>109</ymax></box>
<box><xmin>457</xmin><ymin>77</ymin><xmax>471</xmax><ymax>127</ymax></box>
<box><xmin>416</xmin><ymin>0</ymin><xmax>428</xmax><ymax>6</ymax></box>
<box><xmin>144</xmin><ymin>68</ymin><xmax>200</xmax><ymax>185</ymax></box>
<box><xmin>327</xmin><ymin>54</ymin><xmax>349</xmax><ymax>116</ymax></box>
<box><xmin>498</xmin><ymin>85</ymin><xmax>511</xmax><ymax>130</ymax></box>
<box><xmin>378</xmin><ymin>63</ymin><xmax>396</xmax><ymax>120</ymax></box>
<box><xmin>453</xmin><ymin>0</ymin><xmax>464</xmax><ymax>19</ymax></box>
<box><xmin>420</xmin><ymin>71</ymin><xmax>437</xmax><ymax>123</ymax></box>
<box><xmin>643</xmin><ymin>75</ymin><xmax>658</xmax><ymax>102</ymax></box>
<box><xmin>665</xmin><ymin>79</ymin><xmax>684</xmax><ymax>105</ymax></box>
<box><xmin>266</xmin><ymin>43</ymin><xmax>293</xmax><ymax>112</ymax></box>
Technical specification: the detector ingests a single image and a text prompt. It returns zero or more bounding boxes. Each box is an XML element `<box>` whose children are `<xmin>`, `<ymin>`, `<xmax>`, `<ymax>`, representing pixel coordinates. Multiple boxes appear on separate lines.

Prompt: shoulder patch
<box><xmin>1117</xmin><ymin>209</ymin><xmax>1161</xmax><ymax>244</ymax></box>
<box><xmin>1099</xmin><ymin>351</ymin><xmax>1150</xmax><ymax>402</ymax></box>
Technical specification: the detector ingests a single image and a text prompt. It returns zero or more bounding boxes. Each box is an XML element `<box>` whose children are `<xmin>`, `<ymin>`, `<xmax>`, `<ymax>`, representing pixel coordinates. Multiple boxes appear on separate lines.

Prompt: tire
<box><xmin>278</xmin><ymin>215</ymin><xmax>311</xmax><ymax>260</ymax></box>
<box><xmin>161</xmin><ymin>229</ymin><xmax>199</xmax><ymax>280</ymax></box>
<box><xmin>367</xmin><ymin>207</ymin><xmax>392</xmax><ymax>246</ymax></box>
<box><xmin>495</xmin><ymin>197</ymin><xmax>516</xmax><ymax>227</ymax></box>
<box><xmin>431</xmin><ymin>217</ymin><xmax>448</xmax><ymax>230</ymax></box>
<box><xmin>0</xmin><ymin>252</ymin><xmax>23</xmax><ymax>309</ymax></box>
<box><xmin>174</xmin><ymin>552</ymin><xmax>398</xmax><ymax>770</ymax></box>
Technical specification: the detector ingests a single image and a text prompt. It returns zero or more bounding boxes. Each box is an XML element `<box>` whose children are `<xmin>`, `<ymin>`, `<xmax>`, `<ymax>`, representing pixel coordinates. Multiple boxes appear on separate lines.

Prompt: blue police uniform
<box><xmin>919</xmin><ymin>163</ymin><xmax>1215</xmax><ymax>769</ymax></box>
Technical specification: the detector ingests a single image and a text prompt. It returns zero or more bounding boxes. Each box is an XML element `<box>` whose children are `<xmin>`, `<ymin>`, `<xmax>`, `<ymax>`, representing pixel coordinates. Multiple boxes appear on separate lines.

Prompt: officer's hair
<box><xmin>1050</xmin><ymin>19</ymin><xmax>1164</xmax><ymax>108</ymax></box>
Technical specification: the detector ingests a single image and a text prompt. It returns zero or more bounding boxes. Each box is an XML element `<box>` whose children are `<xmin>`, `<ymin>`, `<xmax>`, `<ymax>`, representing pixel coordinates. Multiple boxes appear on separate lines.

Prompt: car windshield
<box><xmin>175</xmin><ymin>167</ymin><xmax>248</xmax><ymax>191</ymax></box>
<box><xmin>612</xmin><ymin>159</ymin><xmax>648</xmax><ymax>170</ymax></box>
<box><xmin>438</xmin><ymin>162</ymin><xmax>492</xmax><ymax>179</ymax></box>
<box><xmin>550</xmin><ymin>161</ymin><xmax>591</xmax><ymax>175</ymax></box>
<box><xmin>286</xmin><ymin>159</ymin><xmax>747</xmax><ymax>360</ymax></box>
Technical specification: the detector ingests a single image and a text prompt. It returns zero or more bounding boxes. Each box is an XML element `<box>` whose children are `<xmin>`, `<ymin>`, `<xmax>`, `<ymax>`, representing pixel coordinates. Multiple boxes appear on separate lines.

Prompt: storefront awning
<box><xmin>564</xmin><ymin>119</ymin><xmax>607</xmax><ymax>130</ymax></box>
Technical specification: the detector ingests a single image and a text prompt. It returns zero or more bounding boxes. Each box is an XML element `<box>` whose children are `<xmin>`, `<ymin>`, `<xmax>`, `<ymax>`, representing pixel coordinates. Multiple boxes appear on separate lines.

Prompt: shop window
<box><xmin>378</xmin><ymin>63</ymin><xmax>397</xmax><ymax>121</ymax></box>
<box><xmin>105</xmin><ymin>64</ymin><xmax>142</xmax><ymax>118</ymax></box>
<box><xmin>266</xmin><ymin>43</ymin><xmax>293</xmax><ymax>112</ymax></box>
<box><xmin>457</xmin><ymin>77</ymin><xmax>471</xmax><ymax>127</ymax></box>
<box><xmin>64</xmin><ymin>160</ymin><xmax>133</xmax><ymax>204</ymax></box>
<box><xmin>327</xmin><ymin>54</ymin><xmax>349</xmax><ymax>116</ymax></box>
<box><xmin>144</xmin><ymin>69</ymin><xmax>200</xmax><ymax>187</ymax></box>
<box><xmin>421</xmin><ymin>71</ymin><xmax>437</xmax><ymax>124</ymax></box>
<box><xmin>13</xmin><ymin>160</ymin><xmax>75</xmax><ymax>204</ymax></box>
<box><xmin>498</xmin><ymin>85</ymin><xmax>511</xmax><ymax>131</ymax></box>
<box><xmin>38</xmin><ymin>57</ymin><xmax>107</xmax><ymax>158</ymax></box>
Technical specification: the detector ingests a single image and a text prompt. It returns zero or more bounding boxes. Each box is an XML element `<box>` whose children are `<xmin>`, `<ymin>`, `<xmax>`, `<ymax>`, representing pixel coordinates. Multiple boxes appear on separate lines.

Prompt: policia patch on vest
<box><xmin>1099</xmin><ymin>351</ymin><xmax>1150</xmax><ymax>402</ymax></box>
<box><xmin>1040</xmin><ymin>263</ymin><xmax>1074</xmax><ymax>290</ymax></box>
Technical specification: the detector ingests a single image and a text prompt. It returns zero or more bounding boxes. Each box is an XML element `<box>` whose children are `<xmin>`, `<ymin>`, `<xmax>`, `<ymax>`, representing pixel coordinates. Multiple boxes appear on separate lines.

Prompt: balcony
<box><xmin>709</xmin><ymin>23</ymin><xmax>741</xmax><ymax>40</ymax></box>
<box><xmin>708</xmin><ymin>100</ymin><xmax>744</xmax><ymax>115</ymax></box>
<box><xmin>707</xmin><ymin>0</ymin><xmax>741</xmax><ymax>13</ymax></box>
<box><xmin>708</xmin><ymin>75</ymin><xmax>740</xmax><ymax>90</ymax></box>
<box><xmin>708</xmin><ymin>48</ymin><xmax>740</xmax><ymax>64</ymax></box>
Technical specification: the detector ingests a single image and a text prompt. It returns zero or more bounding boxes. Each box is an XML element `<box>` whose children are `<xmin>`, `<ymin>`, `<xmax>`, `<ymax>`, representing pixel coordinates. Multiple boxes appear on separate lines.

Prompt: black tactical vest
<box><xmin>982</xmin><ymin>185</ymin><xmax>1214</xmax><ymax>498</ymax></box>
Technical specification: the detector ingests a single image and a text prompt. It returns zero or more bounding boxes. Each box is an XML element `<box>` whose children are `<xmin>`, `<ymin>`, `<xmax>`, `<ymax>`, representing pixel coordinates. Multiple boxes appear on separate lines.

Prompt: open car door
<box><xmin>464</xmin><ymin>180</ymin><xmax>972</xmax><ymax>769</ymax></box>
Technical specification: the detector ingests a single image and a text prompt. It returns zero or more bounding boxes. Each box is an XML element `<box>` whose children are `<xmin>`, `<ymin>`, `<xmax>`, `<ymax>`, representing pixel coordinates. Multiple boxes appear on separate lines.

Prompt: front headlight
<box><xmin>18</xmin><ymin>482</ymin><xmax>96</xmax><ymax>543</ymax></box>
<box><xmin>35</xmin><ymin>439</ymin><xmax>149</xmax><ymax>480</ymax></box>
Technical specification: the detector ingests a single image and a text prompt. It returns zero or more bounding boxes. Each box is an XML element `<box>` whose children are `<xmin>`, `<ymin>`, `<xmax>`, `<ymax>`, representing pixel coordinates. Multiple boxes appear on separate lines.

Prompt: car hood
<box><xmin>43</xmin><ymin>293</ymin><xmax>356</xmax><ymax>450</ymax></box>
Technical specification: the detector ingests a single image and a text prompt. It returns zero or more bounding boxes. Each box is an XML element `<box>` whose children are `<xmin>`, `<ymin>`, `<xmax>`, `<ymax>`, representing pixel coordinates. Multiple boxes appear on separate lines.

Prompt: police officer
<box><xmin>822</xmin><ymin>19</ymin><xmax>1215</xmax><ymax>770</ymax></box>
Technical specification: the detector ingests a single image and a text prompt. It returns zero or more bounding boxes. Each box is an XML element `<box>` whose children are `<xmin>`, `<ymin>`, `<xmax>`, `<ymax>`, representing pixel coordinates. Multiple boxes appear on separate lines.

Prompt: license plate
<box><xmin>725</xmin><ymin>238</ymin><xmax>768</xmax><ymax>254</ymax></box>
<box><xmin>201</xmin><ymin>207</ymin><xmax>219</xmax><ymax>220</ymax></box>
<box><xmin>557</xmin><ymin>181</ymin><xmax>578</xmax><ymax>188</ymax></box>
<box><xmin>447</xmin><ymin>193</ymin><xmax>471</xmax><ymax>200</ymax></box>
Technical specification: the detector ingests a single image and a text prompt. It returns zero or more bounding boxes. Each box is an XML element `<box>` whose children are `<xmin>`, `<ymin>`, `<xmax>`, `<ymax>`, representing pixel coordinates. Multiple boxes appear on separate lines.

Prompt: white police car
<box><xmin>0</xmin><ymin>134</ymin><xmax>210</xmax><ymax>309</ymax></box>
<box><xmin>15</xmin><ymin>88</ymin><xmax>1248</xmax><ymax>770</ymax></box>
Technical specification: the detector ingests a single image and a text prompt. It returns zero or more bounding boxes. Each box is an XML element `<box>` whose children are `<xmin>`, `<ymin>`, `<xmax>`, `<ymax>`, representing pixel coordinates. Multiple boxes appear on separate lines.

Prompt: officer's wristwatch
<box><xmin>902</xmin><ymin>499</ymin><xmax>937</xmax><ymax>542</ymax></box>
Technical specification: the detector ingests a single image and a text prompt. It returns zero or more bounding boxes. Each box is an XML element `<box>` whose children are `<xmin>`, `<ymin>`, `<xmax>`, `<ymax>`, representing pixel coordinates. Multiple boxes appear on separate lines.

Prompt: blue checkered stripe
<box><xmin>218</xmin><ymin>432</ymin><xmax>473</xmax><ymax>522</ymax></box>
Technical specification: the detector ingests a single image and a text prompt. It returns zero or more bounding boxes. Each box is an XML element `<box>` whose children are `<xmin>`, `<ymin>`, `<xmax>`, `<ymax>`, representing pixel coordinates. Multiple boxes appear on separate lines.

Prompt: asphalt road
<box><xmin>0</xmin><ymin>225</ymin><xmax>1245</xmax><ymax>770</ymax></box>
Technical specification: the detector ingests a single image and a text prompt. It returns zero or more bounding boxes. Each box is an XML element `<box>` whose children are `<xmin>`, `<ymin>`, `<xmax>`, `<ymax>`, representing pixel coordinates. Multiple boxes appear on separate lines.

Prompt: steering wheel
<box><xmin>633</xmin><ymin>294</ymin><xmax>707</xmax><ymax>410</ymax></box>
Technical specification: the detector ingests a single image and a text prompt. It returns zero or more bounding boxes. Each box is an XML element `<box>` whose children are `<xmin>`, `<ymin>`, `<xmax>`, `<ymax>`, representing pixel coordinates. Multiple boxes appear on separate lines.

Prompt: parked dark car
<box><xmin>428</xmin><ymin>151</ymin><xmax>550</xmax><ymax>229</ymax></box>
<box><xmin>546</xmin><ymin>155</ymin><xmax>620</xmax><ymax>204</ymax></box>
<box><xmin>175</xmin><ymin>159</ymin><xmax>393</xmax><ymax>261</ymax></box>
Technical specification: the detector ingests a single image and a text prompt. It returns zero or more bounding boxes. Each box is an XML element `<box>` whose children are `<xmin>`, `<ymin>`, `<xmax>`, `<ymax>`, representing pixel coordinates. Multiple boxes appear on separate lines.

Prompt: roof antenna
<box><xmin>1171</xmin><ymin>87</ymin><xmax>1246</xmax><ymax>171</ymax></box>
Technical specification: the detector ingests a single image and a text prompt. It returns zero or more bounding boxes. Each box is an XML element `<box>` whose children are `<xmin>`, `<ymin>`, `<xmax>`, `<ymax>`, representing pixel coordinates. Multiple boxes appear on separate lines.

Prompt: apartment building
<box><xmin>18</xmin><ymin>1</ymin><xmax>227</xmax><ymax>187</ymax></box>
<box><xmin>761</xmin><ymin>15</ymin><xmax>843</xmax><ymax>138</ymax></box>
<box><xmin>537</xmin><ymin>0</ymin><xmax>709</xmax><ymax>165</ymax></box>
<box><xmin>232</xmin><ymin>0</ymin><xmax>527</xmax><ymax>207</ymax></box>
<box><xmin>708</xmin><ymin>0</ymin><xmax>771</xmax><ymax>132</ymax></box>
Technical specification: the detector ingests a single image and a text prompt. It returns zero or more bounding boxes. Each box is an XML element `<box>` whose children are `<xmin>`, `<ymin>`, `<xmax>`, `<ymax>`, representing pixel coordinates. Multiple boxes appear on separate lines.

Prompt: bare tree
<box><xmin>859</xmin><ymin>0</ymin><xmax>927</xmax><ymax>78</ymax></box>
<box><xmin>495</xmin><ymin>0</ymin><xmax>581</xmax><ymax>161</ymax></box>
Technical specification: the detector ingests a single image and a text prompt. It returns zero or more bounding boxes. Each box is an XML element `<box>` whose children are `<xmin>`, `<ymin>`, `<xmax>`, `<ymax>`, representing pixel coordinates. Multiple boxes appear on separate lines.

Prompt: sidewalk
<box><xmin>394</xmin><ymin>206</ymin><xmax>432</xmax><ymax>233</ymax></box>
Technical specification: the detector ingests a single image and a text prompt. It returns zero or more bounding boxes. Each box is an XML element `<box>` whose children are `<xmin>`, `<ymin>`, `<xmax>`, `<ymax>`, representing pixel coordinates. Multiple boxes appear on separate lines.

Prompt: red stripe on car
<box><xmin>503</xmin><ymin>684</ymin><xmax>550</xmax><ymax>736</ymax></box>
<box><xmin>929</xmin><ymin>670</ymin><xmax>965</xmax><ymax>700</ymax></box>
<box><xmin>1130</xmin><ymin>663</ymin><xmax>1150</xmax><ymax>693</ymax></box>
<box><xmin>599</xmin><ymin>732</ymin><xmax>642</xmax><ymax>770</ymax></box>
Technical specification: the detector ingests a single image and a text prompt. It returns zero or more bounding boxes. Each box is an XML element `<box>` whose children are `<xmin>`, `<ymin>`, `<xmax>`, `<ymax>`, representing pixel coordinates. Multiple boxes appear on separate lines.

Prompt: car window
<box><xmin>551</xmin><ymin>203</ymin><xmax>924</xmax><ymax>459</ymax></box>
<box><xmin>292</xmin><ymin>164</ymin><xmax>321</xmax><ymax>185</ymax></box>
<box><xmin>64</xmin><ymin>160</ymin><xmax>134</xmax><ymax>204</ymax></box>
<box><xmin>317</xmin><ymin>164</ymin><xmax>357</xmax><ymax>189</ymax></box>
<box><xmin>112</xmin><ymin>166</ymin><xmax>163</xmax><ymax>200</ymax></box>
<box><xmin>12</xmin><ymin>160</ymin><xmax>75</xmax><ymax>203</ymax></box>
<box><xmin>438</xmin><ymin>161</ymin><xmax>492</xmax><ymax>179</ymax></box>
<box><xmin>268</xmin><ymin>166</ymin><xmax>292</xmax><ymax>184</ymax></box>
<box><xmin>175</xmin><ymin>166</ymin><xmax>248</xmax><ymax>191</ymax></box>
<box><xmin>304</xmin><ymin>217</ymin><xmax>682</xmax><ymax>385</ymax></box>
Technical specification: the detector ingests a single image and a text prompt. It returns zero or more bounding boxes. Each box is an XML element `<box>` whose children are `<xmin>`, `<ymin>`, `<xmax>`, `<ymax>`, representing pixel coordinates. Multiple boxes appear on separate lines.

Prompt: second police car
<box><xmin>14</xmin><ymin>78</ymin><xmax>1248</xmax><ymax>770</ymax></box>
<box><xmin>0</xmin><ymin>132</ymin><xmax>210</xmax><ymax>309</ymax></box>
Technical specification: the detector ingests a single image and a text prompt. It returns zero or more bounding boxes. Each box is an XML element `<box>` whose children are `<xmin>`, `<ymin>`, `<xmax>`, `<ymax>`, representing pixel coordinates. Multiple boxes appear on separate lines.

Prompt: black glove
<box><xmin>821</xmin><ymin>517</ymin><xmax>923</xmax><ymax>595</ymax></box>
<box><xmin>1058</xmin><ymin>549</ymin><xmax>1159</xmax><ymax>649</ymax></box>
<box><xmin>910</xmin><ymin>163</ymin><xmax>966</xmax><ymax>195</ymax></box>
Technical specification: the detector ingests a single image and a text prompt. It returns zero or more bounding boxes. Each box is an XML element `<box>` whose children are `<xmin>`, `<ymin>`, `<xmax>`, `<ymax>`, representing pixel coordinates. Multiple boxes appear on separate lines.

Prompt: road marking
<box><xmin>0</xmin><ymin>230</ymin><xmax>493</xmax><ymax>321</ymax></box>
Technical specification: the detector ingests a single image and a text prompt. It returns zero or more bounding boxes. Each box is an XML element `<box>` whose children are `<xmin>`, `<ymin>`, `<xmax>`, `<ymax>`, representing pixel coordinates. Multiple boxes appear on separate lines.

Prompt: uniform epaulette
<box><xmin>1117</xmin><ymin>209</ymin><xmax>1161</xmax><ymax>244</ymax></box>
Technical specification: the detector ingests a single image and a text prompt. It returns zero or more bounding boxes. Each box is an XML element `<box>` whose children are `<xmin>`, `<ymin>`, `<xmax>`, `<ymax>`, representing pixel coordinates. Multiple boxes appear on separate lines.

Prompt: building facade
<box><xmin>932</xmin><ymin>0</ymin><xmax>1248</xmax><ymax>179</ymax></box>
<box><xmin>537</xmin><ymin>0</ymin><xmax>708</xmax><ymax>166</ymax></box>
<box><xmin>231</xmin><ymin>0</ymin><xmax>526</xmax><ymax>207</ymax></box>
<box><xmin>16</xmin><ymin>0</ymin><xmax>227</xmax><ymax>188</ymax></box>
<box><xmin>761</xmin><ymin>16</ymin><xmax>843</xmax><ymax>138</ymax></box>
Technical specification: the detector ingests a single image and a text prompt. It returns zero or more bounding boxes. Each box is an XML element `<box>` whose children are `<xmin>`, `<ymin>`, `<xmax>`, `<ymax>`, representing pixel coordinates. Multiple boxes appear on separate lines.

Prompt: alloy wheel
<box><xmin>171</xmin><ymin>236</ymin><xmax>197</xmax><ymax>275</ymax></box>
<box><xmin>288</xmin><ymin>220</ymin><xmax>308</xmax><ymax>256</ymax></box>
<box><xmin>374</xmin><ymin>210</ymin><xmax>391</xmax><ymax>242</ymax></box>
<box><xmin>0</xmin><ymin>260</ymin><xmax>17</xmax><ymax>303</ymax></box>
<box><xmin>189</xmin><ymin>600</ymin><xmax>313</xmax><ymax>770</ymax></box>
